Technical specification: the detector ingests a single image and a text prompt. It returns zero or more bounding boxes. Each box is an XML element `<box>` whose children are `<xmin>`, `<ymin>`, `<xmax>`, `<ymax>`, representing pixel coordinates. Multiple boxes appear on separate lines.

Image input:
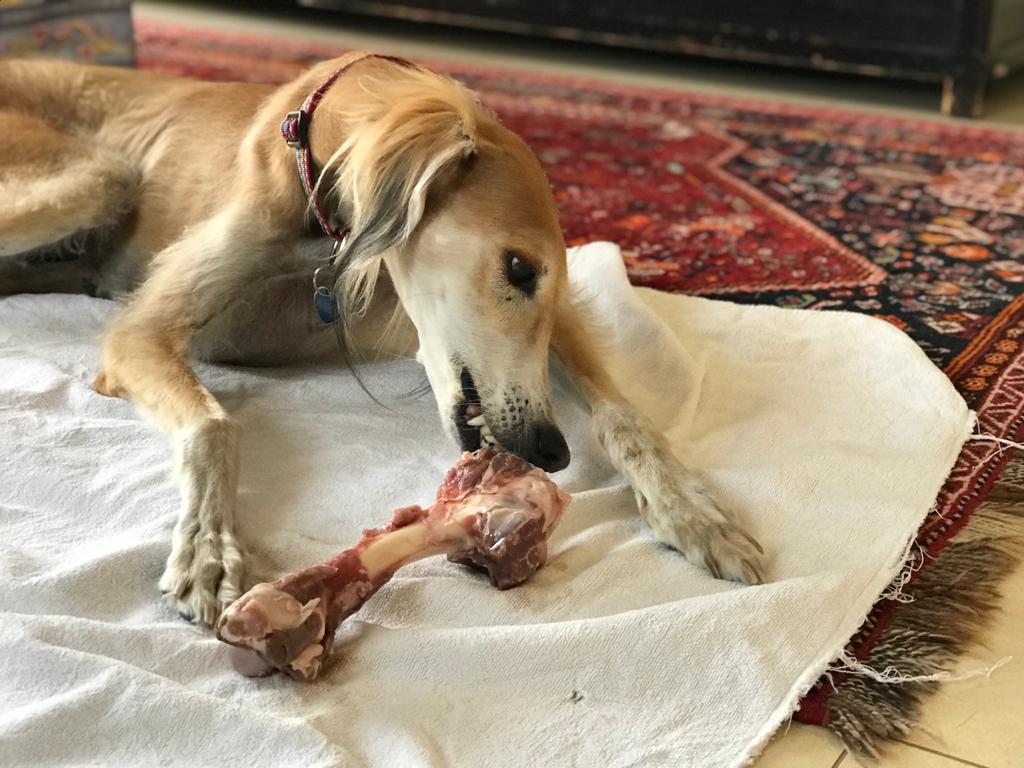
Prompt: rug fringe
<box><xmin>824</xmin><ymin>496</ymin><xmax>1023</xmax><ymax>759</ymax></box>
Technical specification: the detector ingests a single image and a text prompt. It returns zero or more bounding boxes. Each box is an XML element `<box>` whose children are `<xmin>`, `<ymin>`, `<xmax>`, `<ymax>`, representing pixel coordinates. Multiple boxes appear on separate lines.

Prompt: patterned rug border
<box><xmin>945</xmin><ymin>293</ymin><xmax>1024</xmax><ymax>385</ymax></box>
<box><xmin>134</xmin><ymin>19</ymin><xmax>1024</xmax><ymax>143</ymax></box>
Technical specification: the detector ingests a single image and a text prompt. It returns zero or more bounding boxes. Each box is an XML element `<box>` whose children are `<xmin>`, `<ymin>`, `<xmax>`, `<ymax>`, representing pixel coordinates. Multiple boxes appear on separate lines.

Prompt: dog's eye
<box><xmin>504</xmin><ymin>251</ymin><xmax>537</xmax><ymax>297</ymax></box>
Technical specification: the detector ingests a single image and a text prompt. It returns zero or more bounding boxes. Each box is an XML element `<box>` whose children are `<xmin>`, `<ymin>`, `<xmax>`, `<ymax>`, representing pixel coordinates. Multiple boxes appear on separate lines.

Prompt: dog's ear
<box><xmin>327</xmin><ymin>69</ymin><xmax>480</xmax><ymax>310</ymax></box>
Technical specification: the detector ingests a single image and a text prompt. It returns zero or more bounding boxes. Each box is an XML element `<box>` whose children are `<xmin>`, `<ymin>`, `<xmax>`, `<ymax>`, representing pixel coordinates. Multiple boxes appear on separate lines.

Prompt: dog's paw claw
<box><xmin>740</xmin><ymin>529</ymin><xmax>765</xmax><ymax>556</ymax></box>
<box><xmin>693</xmin><ymin>521</ymin><xmax>766</xmax><ymax>585</ymax></box>
<box><xmin>741</xmin><ymin>559</ymin><xmax>764</xmax><ymax>586</ymax></box>
<box><xmin>702</xmin><ymin>552</ymin><xmax>723</xmax><ymax>581</ymax></box>
<box><xmin>159</xmin><ymin>569</ymin><xmax>229</xmax><ymax>627</ymax></box>
<box><xmin>639</xmin><ymin>484</ymin><xmax>767</xmax><ymax>585</ymax></box>
<box><xmin>159</xmin><ymin>537</ymin><xmax>244</xmax><ymax>627</ymax></box>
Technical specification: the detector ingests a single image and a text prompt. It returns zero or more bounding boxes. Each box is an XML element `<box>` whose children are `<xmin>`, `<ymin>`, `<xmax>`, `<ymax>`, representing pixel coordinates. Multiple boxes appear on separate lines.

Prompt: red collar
<box><xmin>280</xmin><ymin>53</ymin><xmax>414</xmax><ymax>242</ymax></box>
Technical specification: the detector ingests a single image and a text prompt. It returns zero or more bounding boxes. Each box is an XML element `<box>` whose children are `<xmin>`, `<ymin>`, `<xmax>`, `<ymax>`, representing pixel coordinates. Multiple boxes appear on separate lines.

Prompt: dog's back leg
<box><xmin>0</xmin><ymin>112</ymin><xmax>138</xmax><ymax>294</ymax></box>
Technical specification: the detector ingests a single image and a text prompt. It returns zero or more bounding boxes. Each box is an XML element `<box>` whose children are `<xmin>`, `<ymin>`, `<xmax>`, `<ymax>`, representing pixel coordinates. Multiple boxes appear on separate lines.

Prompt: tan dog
<box><xmin>0</xmin><ymin>54</ymin><xmax>764</xmax><ymax>625</ymax></box>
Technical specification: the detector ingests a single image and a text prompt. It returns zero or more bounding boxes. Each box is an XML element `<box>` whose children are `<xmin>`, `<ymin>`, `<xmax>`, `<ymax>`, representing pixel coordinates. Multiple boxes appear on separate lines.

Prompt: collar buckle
<box><xmin>281</xmin><ymin>109</ymin><xmax>309</xmax><ymax>149</ymax></box>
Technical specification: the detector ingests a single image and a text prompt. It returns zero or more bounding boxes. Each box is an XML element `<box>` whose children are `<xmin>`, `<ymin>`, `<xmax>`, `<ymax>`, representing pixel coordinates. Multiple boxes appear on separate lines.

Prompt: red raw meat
<box><xmin>216</xmin><ymin>449</ymin><xmax>571</xmax><ymax>681</ymax></box>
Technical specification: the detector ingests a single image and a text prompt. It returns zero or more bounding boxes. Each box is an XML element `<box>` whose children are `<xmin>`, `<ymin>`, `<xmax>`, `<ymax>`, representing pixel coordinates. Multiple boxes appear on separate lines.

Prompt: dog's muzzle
<box><xmin>453</xmin><ymin>367</ymin><xmax>569</xmax><ymax>472</ymax></box>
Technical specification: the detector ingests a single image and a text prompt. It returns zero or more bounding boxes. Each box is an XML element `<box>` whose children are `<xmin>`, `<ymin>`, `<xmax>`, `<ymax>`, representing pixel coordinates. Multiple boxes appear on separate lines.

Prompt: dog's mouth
<box><xmin>454</xmin><ymin>367</ymin><xmax>501</xmax><ymax>452</ymax></box>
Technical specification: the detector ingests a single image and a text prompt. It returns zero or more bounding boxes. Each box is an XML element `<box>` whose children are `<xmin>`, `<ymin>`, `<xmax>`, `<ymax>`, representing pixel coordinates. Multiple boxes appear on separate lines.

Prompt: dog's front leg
<box><xmin>97</xmin><ymin>328</ymin><xmax>245</xmax><ymax>625</ymax></box>
<box><xmin>94</xmin><ymin>214</ymin><xmax>268</xmax><ymax>624</ymax></box>
<box><xmin>554</xmin><ymin>302</ymin><xmax>765</xmax><ymax>584</ymax></box>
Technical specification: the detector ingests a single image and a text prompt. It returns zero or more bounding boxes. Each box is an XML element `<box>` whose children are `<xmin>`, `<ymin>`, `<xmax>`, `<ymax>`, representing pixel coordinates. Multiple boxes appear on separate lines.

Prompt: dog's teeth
<box><xmin>466</xmin><ymin>415</ymin><xmax>485</xmax><ymax>427</ymax></box>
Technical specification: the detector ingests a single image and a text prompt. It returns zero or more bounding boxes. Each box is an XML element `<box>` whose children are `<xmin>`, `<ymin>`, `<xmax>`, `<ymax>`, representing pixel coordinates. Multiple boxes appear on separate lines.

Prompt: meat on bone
<box><xmin>216</xmin><ymin>449</ymin><xmax>571</xmax><ymax>681</ymax></box>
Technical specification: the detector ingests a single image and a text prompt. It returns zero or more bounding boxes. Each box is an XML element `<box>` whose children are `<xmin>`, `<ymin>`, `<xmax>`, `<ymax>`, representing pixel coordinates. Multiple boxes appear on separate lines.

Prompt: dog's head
<box><xmin>321</xmin><ymin>62</ymin><xmax>570</xmax><ymax>471</ymax></box>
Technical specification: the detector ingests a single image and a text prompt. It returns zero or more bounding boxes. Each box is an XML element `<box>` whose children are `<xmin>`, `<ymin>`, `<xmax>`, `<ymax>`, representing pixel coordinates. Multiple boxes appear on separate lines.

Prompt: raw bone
<box><xmin>216</xmin><ymin>449</ymin><xmax>571</xmax><ymax>681</ymax></box>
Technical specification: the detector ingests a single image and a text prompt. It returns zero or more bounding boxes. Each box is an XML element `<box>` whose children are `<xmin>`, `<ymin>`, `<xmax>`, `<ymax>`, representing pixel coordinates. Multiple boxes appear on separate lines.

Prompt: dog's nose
<box><xmin>519</xmin><ymin>423</ymin><xmax>570</xmax><ymax>472</ymax></box>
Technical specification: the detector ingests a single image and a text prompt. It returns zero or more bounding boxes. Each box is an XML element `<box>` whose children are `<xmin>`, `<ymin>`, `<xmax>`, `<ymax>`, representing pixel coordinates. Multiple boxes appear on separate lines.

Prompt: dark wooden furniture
<box><xmin>301</xmin><ymin>0</ymin><xmax>1024</xmax><ymax>118</ymax></box>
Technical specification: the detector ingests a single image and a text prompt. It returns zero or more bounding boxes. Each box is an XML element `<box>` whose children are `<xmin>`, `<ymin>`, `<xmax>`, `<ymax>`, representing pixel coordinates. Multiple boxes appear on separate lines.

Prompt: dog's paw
<box><xmin>159</xmin><ymin>528</ymin><xmax>245</xmax><ymax>626</ymax></box>
<box><xmin>635</xmin><ymin>478</ymin><xmax>765</xmax><ymax>585</ymax></box>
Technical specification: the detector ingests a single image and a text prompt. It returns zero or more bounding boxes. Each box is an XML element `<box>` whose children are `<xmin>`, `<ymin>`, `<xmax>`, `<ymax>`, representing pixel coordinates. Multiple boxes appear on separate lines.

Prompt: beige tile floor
<box><xmin>137</xmin><ymin>4</ymin><xmax>1024</xmax><ymax>766</ymax></box>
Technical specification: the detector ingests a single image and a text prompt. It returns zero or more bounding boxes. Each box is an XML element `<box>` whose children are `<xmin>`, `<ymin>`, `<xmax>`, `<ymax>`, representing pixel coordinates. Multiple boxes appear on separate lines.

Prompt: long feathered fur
<box><xmin>314</xmin><ymin>66</ymin><xmax>484</xmax><ymax>316</ymax></box>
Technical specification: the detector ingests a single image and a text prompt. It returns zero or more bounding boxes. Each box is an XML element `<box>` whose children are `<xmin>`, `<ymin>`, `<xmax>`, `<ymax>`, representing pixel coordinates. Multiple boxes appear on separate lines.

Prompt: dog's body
<box><xmin>0</xmin><ymin>55</ymin><xmax>764</xmax><ymax>624</ymax></box>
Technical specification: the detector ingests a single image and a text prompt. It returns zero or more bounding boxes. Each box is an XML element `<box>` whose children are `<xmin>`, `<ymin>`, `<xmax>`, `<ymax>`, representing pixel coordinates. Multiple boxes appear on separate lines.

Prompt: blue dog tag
<box><xmin>314</xmin><ymin>286</ymin><xmax>339</xmax><ymax>325</ymax></box>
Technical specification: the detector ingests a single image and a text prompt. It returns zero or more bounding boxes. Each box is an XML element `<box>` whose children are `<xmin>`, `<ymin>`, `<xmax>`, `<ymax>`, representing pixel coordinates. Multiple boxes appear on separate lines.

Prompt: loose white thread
<box><xmin>828</xmin><ymin>651</ymin><xmax>1012</xmax><ymax>685</ymax></box>
<box><xmin>969</xmin><ymin>432</ymin><xmax>1024</xmax><ymax>464</ymax></box>
<box><xmin>880</xmin><ymin>539</ymin><xmax>927</xmax><ymax>604</ymax></box>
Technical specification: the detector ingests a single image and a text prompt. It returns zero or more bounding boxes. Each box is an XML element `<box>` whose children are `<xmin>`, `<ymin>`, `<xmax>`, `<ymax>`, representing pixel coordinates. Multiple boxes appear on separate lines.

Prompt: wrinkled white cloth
<box><xmin>0</xmin><ymin>242</ymin><xmax>971</xmax><ymax>768</ymax></box>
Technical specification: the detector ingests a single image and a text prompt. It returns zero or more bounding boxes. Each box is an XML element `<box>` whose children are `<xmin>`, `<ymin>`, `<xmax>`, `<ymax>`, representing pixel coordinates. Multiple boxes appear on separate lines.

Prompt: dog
<box><xmin>0</xmin><ymin>53</ymin><xmax>764</xmax><ymax>625</ymax></box>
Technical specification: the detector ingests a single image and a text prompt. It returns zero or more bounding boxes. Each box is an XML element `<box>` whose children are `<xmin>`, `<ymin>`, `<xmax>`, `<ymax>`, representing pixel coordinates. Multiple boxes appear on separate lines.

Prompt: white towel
<box><xmin>0</xmin><ymin>242</ymin><xmax>971</xmax><ymax>768</ymax></box>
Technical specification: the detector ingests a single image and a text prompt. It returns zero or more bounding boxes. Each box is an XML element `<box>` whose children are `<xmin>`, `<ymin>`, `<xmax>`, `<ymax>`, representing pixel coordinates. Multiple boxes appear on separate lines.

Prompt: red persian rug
<box><xmin>134</xmin><ymin>20</ymin><xmax>1024</xmax><ymax>756</ymax></box>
